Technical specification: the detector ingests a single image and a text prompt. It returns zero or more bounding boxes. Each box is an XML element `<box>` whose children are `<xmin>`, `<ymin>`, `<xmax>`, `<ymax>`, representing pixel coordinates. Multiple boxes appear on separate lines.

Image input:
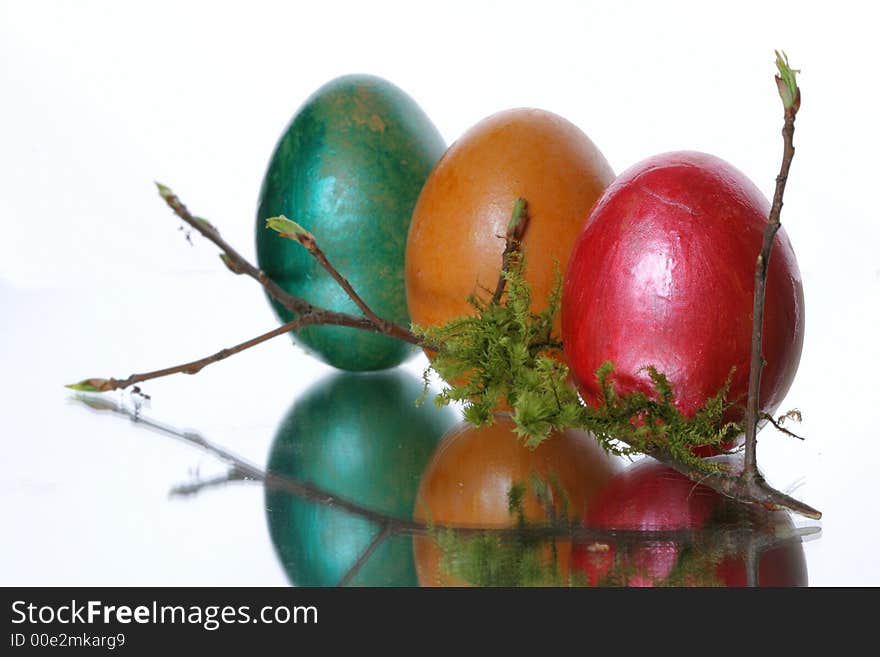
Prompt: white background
<box><xmin>1</xmin><ymin>0</ymin><xmax>878</xmax><ymax>585</ymax></box>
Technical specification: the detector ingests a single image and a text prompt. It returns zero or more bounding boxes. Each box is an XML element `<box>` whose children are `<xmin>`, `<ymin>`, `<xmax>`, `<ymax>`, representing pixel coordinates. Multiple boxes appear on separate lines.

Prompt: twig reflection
<box><xmin>73</xmin><ymin>395</ymin><xmax>820</xmax><ymax>586</ymax></box>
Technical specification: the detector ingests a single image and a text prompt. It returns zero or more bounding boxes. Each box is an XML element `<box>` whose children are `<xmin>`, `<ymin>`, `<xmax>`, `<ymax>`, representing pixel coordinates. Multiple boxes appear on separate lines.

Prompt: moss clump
<box><xmin>414</xmin><ymin>251</ymin><xmax>742</xmax><ymax>474</ymax></box>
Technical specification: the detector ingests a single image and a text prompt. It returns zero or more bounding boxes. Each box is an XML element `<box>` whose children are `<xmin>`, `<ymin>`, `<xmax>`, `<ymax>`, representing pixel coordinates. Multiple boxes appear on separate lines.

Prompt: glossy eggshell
<box><xmin>265</xmin><ymin>371</ymin><xmax>457</xmax><ymax>586</ymax></box>
<box><xmin>562</xmin><ymin>151</ymin><xmax>804</xmax><ymax>427</ymax></box>
<box><xmin>573</xmin><ymin>459</ymin><xmax>717</xmax><ymax>586</ymax></box>
<box><xmin>405</xmin><ymin>108</ymin><xmax>614</xmax><ymax>345</ymax></box>
<box><xmin>585</xmin><ymin>458</ymin><xmax>717</xmax><ymax>531</ymax></box>
<box><xmin>573</xmin><ymin>459</ymin><xmax>808</xmax><ymax>587</ymax></box>
<box><xmin>257</xmin><ymin>74</ymin><xmax>445</xmax><ymax>371</ymax></box>
<box><xmin>413</xmin><ymin>414</ymin><xmax>619</xmax><ymax>586</ymax></box>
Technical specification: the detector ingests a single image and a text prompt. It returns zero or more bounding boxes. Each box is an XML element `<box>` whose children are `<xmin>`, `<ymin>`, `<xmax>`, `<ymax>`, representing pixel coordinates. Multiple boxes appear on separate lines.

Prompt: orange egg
<box><xmin>413</xmin><ymin>414</ymin><xmax>619</xmax><ymax>586</ymax></box>
<box><xmin>405</xmin><ymin>108</ymin><xmax>614</xmax><ymax>342</ymax></box>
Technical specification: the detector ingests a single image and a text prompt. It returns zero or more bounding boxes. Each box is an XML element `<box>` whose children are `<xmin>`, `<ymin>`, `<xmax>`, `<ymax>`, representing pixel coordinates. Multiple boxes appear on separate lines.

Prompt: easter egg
<box><xmin>571</xmin><ymin>458</ymin><xmax>808</xmax><ymax>586</ymax></box>
<box><xmin>412</xmin><ymin>414</ymin><xmax>619</xmax><ymax>586</ymax></box>
<box><xmin>265</xmin><ymin>371</ymin><xmax>457</xmax><ymax>586</ymax></box>
<box><xmin>257</xmin><ymin>75</ymin><xmax>445</xmax><ymax>371</ymax></box>
<box><xmin>405</xmin><ymin>108</ymin><xmax>614</xmax><ymax>347</ymax></box>
<box><xmin>562</xmin><ymin>152</ymin><xmax>804</xmax><ymax>433</ymax></box>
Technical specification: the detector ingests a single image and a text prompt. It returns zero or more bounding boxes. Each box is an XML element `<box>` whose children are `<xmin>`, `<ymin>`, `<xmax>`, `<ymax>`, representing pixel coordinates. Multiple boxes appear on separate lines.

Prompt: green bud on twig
<box><xmin>507</xmin><ymin>197</ymin><xmax>529</xmax><ymax>241</ymax></box>
<box><xmin>265</xmin><ymin>215</ymin><xmax>316</xmax><ymax>249</ymax></box>
<box><xmin>155</xmin><ymin>182</ymin><xmax>174</xmax><ymax>200</ymax></box>
<box><xmin>66</xmin><ymin>378</ymin><xmax>113</xmax><ymax>392</ymax></box>
<box><xmin>774</xmin><ymin>50</ymin><xmax>801</xmax><ymax>114</ymax></box>
<box><xmin>219</xmin><ymin>253</ymin><xmax>243</xmax><ymax>274</ymax></box>
<box><xmin>265</xmin><ymin>216</ymin><xmax>311</xmax><ymax>237</ymax></box>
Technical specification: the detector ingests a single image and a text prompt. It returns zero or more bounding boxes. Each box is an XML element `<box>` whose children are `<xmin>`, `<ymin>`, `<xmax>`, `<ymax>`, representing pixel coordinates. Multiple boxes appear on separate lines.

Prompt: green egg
<box><xmin>256</xmin><ymin>75</ymin><xmax>445</xmax><ymax>371</ymax></box>
<box><xmin>265</xmin><ymin>371</ymin><xmax>457</xmax><ymax>586</ymax></box>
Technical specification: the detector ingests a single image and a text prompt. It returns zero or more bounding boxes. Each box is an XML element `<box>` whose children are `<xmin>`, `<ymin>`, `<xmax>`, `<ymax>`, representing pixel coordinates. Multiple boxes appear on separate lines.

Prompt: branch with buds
<box><xmin>742</xmin><ymin>50</ymin><xmax>801</xmax><ymax>480</ymax></box>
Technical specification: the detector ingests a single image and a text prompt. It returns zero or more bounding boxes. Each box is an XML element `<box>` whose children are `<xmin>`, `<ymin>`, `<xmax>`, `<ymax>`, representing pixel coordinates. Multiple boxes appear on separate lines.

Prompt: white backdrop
<box><xmin>1</xmin><ymin>0</ymin><xmax>878</xmax><ymax>585</ymax></box>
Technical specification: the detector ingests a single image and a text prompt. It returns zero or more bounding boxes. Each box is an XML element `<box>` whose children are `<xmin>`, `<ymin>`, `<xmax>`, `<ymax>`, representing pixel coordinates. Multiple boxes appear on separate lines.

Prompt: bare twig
<box><xmin>743</xmin><ymin>51</ymin><xmax>801</xmax><ymax>478</ymax></box>
<box><xmin>156</xmin><ymin>184</ymin><xmax>311</xmax><ymax>318</ymax></box>
<box><xmin>159</xmin><ymin>185</ymin><xmax>423</xmax><ymax>346</ymax></box>
<box><xmin>70</xmin><ymin>192</ymin><xmax>530</xmax><ymax>393</ymax></box>
<box><xmin>267</xmin><ymin>216</ymin><xmax>398</xmax><ymax>337</ymax></box>
<box><xmin>642</xmin><ymin>445</ymin><xmax>820</xmax><ymax>520</ymax></box>
<box><xmin>69</xmin><ymin>317</ymin><xmax>316</xmax><ymax>392</ymax></box>
<box><xmin>761</xmin><ymin>412</ymin><xmax>805</xmax><ymax>440</ymax></box>
<box><xmin>67</xmin><ymin>189</ymin><xmax>434</xmax><ymax>392</ymax></box>
<box><xmin>491</xmin><ymin>198</ymin><xmax>530</xmax><ymax>305</ymax></box>
<box><xmin>170</xmin><ymin>466</ymin><xmax>254</xmax><ymax>497</ymax></box>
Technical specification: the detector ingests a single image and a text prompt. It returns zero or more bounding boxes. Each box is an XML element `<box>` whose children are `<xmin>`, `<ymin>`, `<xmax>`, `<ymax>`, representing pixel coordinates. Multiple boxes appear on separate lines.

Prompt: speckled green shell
<box><xmin>256</xmin><ymin>75</ymin><xmax>445</xmax><ymax>371</ymax></box>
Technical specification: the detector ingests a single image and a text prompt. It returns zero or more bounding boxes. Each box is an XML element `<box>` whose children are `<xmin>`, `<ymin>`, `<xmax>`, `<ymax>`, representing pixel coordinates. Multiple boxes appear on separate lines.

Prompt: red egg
<box><xmin>571</xmin><ymin>459</ymin><xmax>808</xmax><ymax>587</ymax></box>
<box><xmin>585</xmin><ymin>458</ymin><xmax>717</xmax><ymax>532</ymax></box>
<box><xmin>572</xmin><ymin>458</ymin><xmax>716</xmax><ymax>586</ymax></box>
<box><xmin>561</xmin><ymin>151</ymin><xmax>804</xmax><ymax>437</ymax></box>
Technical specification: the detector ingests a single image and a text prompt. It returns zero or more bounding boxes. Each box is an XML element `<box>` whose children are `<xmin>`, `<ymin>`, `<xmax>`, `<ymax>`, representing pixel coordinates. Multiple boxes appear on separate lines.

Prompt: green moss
<box><xmin>414</xmin><ymin>251</ymin><xmax>742</xmax><ymax>475</ymax></box>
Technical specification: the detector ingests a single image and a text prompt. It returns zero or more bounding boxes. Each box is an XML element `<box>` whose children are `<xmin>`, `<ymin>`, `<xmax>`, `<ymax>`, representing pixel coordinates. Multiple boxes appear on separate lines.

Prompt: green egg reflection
<box><xmin>265</xmin><ymin>371</ymin><xmax>457</xmax><ymax>586</ymax></box>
